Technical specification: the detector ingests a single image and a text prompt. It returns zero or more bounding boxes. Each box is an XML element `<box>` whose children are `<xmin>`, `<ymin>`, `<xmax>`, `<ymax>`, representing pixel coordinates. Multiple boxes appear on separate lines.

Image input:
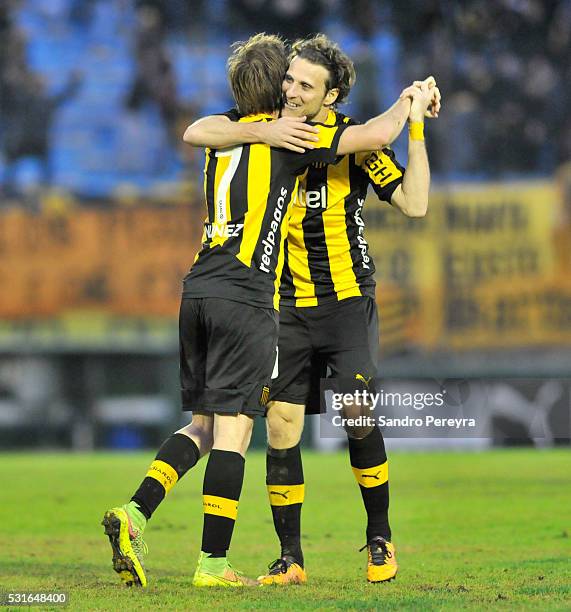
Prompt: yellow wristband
<box><xmin>409</xmin><ymin>121</ymin><xmax>424</xmax><ymax>141</ymax></box>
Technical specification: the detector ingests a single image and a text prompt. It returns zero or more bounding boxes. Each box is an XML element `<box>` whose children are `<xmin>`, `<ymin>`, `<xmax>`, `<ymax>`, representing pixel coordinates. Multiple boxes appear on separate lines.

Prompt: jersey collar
<box><xmin>240</xmin><ymin>112</ymin><xmax>275</xmax><ymax>123</ymax></box>
<box><xmin>324</xmin><ymin>109</ymin><xmax>337</xmax><ymax>125</ymax></box>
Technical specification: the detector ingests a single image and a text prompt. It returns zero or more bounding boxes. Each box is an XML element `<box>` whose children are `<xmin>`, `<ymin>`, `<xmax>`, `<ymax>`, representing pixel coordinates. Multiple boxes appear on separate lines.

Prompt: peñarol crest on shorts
<box><xmin>260</xmin><ymin>385</ymin><xmax>270</xmax><ymax>406</ymax></box>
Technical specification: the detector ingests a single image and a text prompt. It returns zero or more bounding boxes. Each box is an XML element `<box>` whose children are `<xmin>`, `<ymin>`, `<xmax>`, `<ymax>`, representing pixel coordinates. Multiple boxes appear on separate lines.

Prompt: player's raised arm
<box><xmin>337</xmin><ymin>97</ymin><xmax>411</xmax><ymax>155</ymax></box>
<box><xmin>390</xmin><ymin>81</ymin><xmax>441</xmax><ymax>217</ymax></box>
<box><xmin>183</xmin><ymin>115</ymin><xmax>320</xmax><ymax>153</ymax></box>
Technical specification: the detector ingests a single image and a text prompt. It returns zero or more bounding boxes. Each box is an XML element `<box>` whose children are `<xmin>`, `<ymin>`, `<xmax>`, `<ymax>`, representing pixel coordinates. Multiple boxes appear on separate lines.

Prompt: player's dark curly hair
<box><xmin>227</xmin><ymin>33</ymin><xmax>288</xmax><ymax>116</ymax></box>
<box><xmin>289</xmin><ymin>34</ymin><xmax>356</xmax><ymax>106</ymax></box>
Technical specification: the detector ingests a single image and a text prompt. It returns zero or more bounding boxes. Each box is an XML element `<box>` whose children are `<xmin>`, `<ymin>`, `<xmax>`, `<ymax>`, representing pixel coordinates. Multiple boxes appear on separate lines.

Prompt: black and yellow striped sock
<box><xmin>266</xmin><ymin>444</ymin><xmax>305</xmax><ymax>566</ymax></box>
<box><xmin>348</xmin><ymin>426</ymin><xmax>391</xmax><ymax>541</ymax></box>
<box><xmin>201</xmin><ymin>450</ymin><xmax>245</xmax><ymax>557</ymax></box>
<box><xmin>131</xmin><ymin>433</ymin><xmax>200</xmax><ymax>520</ymax></box>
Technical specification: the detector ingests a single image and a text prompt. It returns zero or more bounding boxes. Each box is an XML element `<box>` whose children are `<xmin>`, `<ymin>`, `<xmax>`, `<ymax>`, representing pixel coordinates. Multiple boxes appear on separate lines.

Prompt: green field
<box><xmin>1</xmin><ymin>449</ymin><xmax>570</xmax><ymax>610</ymax></box>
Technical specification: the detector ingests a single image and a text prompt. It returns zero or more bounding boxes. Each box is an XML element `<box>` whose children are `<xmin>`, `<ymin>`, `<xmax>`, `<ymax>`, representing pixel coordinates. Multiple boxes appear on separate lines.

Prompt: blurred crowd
<box><xmin>1</xmin><ymin>0</ymin><xmax>571</xmax><ymax>196</ymax></box>
<box><xmin>390</xmin><ymin>0</ymin><xmax>571</xmax><ymax>177</ymax></box>
<box><xmin>0</xmin><ymin>1</ymin><xmax>82</xmax><ymax>193</ymax></box>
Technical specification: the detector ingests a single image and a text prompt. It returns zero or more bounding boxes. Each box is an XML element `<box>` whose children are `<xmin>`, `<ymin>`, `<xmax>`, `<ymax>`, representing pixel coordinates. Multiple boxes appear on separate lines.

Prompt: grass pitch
<box><xmin>0</xmin><ymin>449</ymin><xmax>570</xmax><ymax>610</ymax></box>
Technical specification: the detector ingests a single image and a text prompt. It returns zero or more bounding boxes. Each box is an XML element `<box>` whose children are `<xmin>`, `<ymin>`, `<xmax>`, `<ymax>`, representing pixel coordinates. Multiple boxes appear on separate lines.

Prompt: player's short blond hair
<box><xmin>227</xmin><ymin>33</ymin><xmax>288</xmax><ymax>116</ymax></box>
<box><xmin>290</xmin><ymin>34</ymin><xmax>356</xmax><ymax>105</ymax></box>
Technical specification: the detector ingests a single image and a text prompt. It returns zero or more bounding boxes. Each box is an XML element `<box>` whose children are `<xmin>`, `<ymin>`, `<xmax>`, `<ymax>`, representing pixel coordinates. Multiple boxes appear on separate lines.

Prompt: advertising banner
<box><xmin>1</xmin><ymin>181</ymin><xmax>569</xmax><ymax>352</ymax></box>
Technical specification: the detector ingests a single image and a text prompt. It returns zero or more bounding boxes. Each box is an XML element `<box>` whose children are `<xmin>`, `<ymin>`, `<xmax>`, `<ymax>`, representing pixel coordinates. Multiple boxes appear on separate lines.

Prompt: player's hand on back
<box><xmin>259</xmin><ymin>116</ymin><xmax>320</xmax><ymax>153</ymax></box>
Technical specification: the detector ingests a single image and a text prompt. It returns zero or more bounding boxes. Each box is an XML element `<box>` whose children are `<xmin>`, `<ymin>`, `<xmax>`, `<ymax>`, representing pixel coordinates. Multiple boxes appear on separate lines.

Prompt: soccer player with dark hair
<box><xmin>101</xmin><ymin>33</ymin><xmax>419</xmax><ymax>588</ymax></box>
<box><xmin>188</xmin><ymin>33</ymin><xmax>440</xmax><ymax>585</ymax></box>
<box><xmin>263</xmin><ymin>35</ymin><xmax>439</xmax><ymax>585</ymax></box>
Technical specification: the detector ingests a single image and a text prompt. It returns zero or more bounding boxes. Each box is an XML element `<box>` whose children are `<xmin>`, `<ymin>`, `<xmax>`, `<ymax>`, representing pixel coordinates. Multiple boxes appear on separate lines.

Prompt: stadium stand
<box><xmin>1</xmin><ymin>0</ymin><xmax>569</xmax><ymax>197</ymax></box>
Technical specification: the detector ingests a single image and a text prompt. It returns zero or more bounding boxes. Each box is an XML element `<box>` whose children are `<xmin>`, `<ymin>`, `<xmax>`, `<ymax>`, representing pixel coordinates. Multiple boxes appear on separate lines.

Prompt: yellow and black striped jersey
<box><xmin>279</xmin><ymin>110</ymin><xmax>405</xmax><ymax>307</ymax></box>
<box><xmin>183</xmin><ymin>110</ymin><xmax>348</xmax><ymax>310</ymax></box>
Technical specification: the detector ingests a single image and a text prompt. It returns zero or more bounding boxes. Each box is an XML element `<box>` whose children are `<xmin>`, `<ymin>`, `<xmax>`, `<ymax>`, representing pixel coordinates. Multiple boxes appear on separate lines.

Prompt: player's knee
<box><xmin>195</xmin><ymin>427</ymin><xmax>214</xmax><ymax>455</ymax></box>
<box><xmin>177</xmin><ymin>415</ymin><xmax>214</xmax><ymax>457</ymax></box>
<box><xmin>213</xmin><ymin>413</ymin><xmax>254</xmax><ymax>457</ymax></box>
<box><xmin>240</xmin><ymin>414</ymin><xmax>254</xmax><ymax>441</ymax></box>
<box><xmin>266</xmin><ymin>401</ymin><xmax>303</xmax><ymax>448</ymax></box>
<box><xmin>234</xmin><ymin>416</ymin><xmax>254</xmax><ymax>457</ymax></box>
<box><xmin>240</xmin><ymin>420</ymin><xmax>254</xmax><ymax>456</ymax></box>
<box><xmin>345</xmin><ymin>423</ymin><xmax>375</xmax><ymax>440</ymax></box>
<box><xmin>340</xmin><ymin>400</ymin><xmax>374</xmax><ymax>439</ymax></box>
<box><xmin>268</xmin><ymin>423</ymin><xmax>301</xmax><ymax>448</ymax></box>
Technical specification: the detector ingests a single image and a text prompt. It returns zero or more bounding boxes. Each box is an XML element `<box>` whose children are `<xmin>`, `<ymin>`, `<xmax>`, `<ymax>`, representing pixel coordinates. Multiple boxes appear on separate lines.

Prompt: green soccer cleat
<box><xmin>102</xmin><ymin>503</ymin><xmax>148</xmax><ymax>587</ymax></box>
<box><xmin>192</xmin><ymin>552</ymin><xmax>258</xmax><ymax>587</ymax></box>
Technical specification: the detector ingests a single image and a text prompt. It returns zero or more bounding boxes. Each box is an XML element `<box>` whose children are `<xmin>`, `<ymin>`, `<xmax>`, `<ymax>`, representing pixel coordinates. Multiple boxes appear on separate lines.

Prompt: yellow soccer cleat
<box><xmin>258</xmin><ymin>557</ymin><xmax>307</xmax><ymax>586</ymax></box>
<box><xmin>192</xmin><ymin>552</ymin><xmax>258</xmax><ymax>587</ymax></box>
<box><xmin>102</xmin><ymin>506</ymin><xmax>148</xmax><ymax>587</ymax></box>
<box><xmin>360</xmin><ymin>536</ymin><xmax>398</xmax><ymax>583</ymax></box>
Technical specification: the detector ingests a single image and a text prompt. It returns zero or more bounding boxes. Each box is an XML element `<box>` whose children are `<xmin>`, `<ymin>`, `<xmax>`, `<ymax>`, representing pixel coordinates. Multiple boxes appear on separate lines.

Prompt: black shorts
<box><xmin>269</xmin><ymin>296</ymin><xmax>379</xmax><ymax>414</ymax></box>
<box><xmin>180</xmin><ymin>297</ymin><xmax>278</xmax><ymax>417</ymax></box>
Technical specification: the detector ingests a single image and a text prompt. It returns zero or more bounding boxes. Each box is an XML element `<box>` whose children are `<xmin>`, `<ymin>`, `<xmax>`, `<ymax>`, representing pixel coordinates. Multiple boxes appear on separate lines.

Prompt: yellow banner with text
<box><xmin>368</xmin><ymin>181</ymin><xmax>570</xmax><ymax>352</ymax></box>
<box><xmin>0</xmin><ymin>181</ymin><xmax>569</xmax><ymax>352</ymax></box>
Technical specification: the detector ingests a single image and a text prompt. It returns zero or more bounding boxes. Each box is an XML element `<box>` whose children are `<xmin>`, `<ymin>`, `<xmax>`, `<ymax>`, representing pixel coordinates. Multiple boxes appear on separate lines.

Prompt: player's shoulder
<box><xmin>377</xmin><ymin>146</ymin><xmax>398</xmax><ymax>160</ymax></box>
<box><xmin>307</xmin><ymin>110</ymin><xmax>353</xmax><ymax>129</ymax></box>
<box><xmin>333</xmin><ymin>111</ymin><xmax>359</xmax><ymax>127</ymax></box>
